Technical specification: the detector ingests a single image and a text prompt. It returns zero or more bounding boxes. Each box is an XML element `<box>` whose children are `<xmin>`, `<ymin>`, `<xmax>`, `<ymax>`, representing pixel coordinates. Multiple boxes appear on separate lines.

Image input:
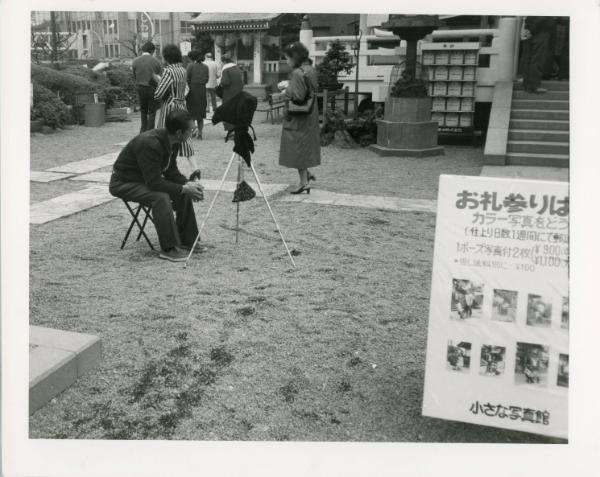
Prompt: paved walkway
<box><xmin>30</xmin><ymin>147</ymin><xmax>440</xmax><ymax>224</ymax></box>
<box><xmin>281</xmin><ymin>189</ymin><xmax>437</xmax><ymax>213</ymax></box>
<box><xmin>30</xmin><ymin>185</ymin><xmax>114</xmax><ymax>225</ymax></box>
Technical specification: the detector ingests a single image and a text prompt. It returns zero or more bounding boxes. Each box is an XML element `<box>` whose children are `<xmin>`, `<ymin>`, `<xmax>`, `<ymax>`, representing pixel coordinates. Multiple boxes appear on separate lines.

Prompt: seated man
<box><xmin>109</xmin><ymin>110</ymin><xmax>204</xmax><ymax>262</ymax></box>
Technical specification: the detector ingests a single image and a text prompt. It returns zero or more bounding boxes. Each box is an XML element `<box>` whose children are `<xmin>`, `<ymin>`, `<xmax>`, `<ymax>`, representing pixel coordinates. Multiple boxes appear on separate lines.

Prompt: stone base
<box><xmin>370</xmin><ymin>144</ymin><xmax>445</xmax><ymax>157</ymax></box>
<box><xmin>29</xmin><ymin>326</ymin><xmax>102</xmax><ymax>415</ymax></box>
<box><xmin>373</xmin><ymin>118</ymin><xmax>444</xmax><ymax>157</ymax></box>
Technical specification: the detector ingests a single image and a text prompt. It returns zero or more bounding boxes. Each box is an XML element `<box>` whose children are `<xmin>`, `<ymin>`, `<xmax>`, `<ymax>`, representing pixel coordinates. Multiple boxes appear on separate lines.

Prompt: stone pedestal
<box><xmin>370</xmin><ymin>97</ymin><xmax>444</xmax><ymax>157</ymax></box>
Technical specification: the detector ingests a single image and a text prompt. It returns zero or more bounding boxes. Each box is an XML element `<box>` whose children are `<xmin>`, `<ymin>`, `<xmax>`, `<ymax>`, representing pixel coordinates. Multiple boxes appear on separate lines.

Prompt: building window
<box><xmin>105</xmin><ymin>44</ymin><xmax>109</xmax><ymax>57</ymax></box>
<box><xmin>180</xmin><ymin>21</ymin><xmax>194</xmax><ymax>36</ymax></box>
<box><xmin>103</xmin><ymin>20</ymin><xmax>108</xmax><ymax>35</ymax></box>
<box><xmin>82</xmin><ymin>34</ymin><xmax>87</xmax><ymax>49</ymax></box>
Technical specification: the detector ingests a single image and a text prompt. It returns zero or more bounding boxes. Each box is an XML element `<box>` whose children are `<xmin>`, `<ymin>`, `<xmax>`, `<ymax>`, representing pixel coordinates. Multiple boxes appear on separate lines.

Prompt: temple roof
<box><xmin>189</xmin><ymin>13</ymin><xmax>283</xmax><ymax>31</ymax></box>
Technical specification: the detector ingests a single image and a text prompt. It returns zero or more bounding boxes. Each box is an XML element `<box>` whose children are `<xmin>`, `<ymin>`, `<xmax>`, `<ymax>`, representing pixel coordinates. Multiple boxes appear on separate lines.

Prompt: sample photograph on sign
<box><xmin>492</xmin><ymin>289</ymin><xmax>518</xmax><ymax>323</ymax></box>
<box><xmin>450</xmin><ymin>279</ymin><xmax>483</xmax><ymax>320</ymax></box>
<box><xmin>446</xmin><ymin>340</ymin><xmax>472</xmax><ymax>372</ymax></box>
<box><xmin>514</xmin><ymin>342</ymin><xmax>550</xmax><ymax>387</ymax></box>
<box><xmin>479</xmin><ymin>345</ymin><xmax>506</xmax><ymax>377</ymax></box>
<box><xmin>526</xmin><ymin>294</ymin><xmax>553</xmax><ymax>328</ymax></box>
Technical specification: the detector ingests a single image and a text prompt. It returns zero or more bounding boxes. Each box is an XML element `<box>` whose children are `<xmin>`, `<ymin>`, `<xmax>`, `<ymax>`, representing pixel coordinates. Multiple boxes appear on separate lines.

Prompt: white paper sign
<box><xmin>422</xmin><ymin>175</ymin><xmax>569</xmax><ymax>439</ymax></box>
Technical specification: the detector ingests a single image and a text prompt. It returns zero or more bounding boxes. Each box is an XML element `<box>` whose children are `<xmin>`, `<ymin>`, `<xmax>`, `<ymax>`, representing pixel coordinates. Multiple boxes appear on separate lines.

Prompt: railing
<box><xmin>264</xmin><ymin>60</ymin><xmax>280</xmax><ymax>73</ymax></box>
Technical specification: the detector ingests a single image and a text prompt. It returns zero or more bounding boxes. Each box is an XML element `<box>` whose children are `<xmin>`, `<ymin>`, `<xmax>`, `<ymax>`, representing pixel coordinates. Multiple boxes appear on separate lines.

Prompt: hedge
<box><xmin>31</xmin><ymin>64</ymin><xmax>104</xmax><ymax>106</ymax></box>
<box><xmin>31</xmin><ymin>81</ymin><xmax>71</xmax><ymax>128</ymax></box>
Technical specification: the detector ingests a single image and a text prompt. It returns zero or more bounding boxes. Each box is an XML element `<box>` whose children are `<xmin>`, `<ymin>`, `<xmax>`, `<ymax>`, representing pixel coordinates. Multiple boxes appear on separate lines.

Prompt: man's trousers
<box><xmin>109</xmin><ymin>178</ymin><xmax>199</xmax><ymax>251</ymax></box>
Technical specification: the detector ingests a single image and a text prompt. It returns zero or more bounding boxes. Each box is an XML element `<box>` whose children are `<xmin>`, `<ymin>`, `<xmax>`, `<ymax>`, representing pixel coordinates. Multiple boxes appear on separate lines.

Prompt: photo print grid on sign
<box><xmin>450</xmin><ymin>278</ymin><xmax>484</xmax><ymax>320</ymax></box>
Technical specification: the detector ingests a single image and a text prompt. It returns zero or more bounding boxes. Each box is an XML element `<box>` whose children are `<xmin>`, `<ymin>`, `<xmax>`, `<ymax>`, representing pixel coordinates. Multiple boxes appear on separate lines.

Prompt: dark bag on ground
<box><xmin>232</xmin><ymin>181</ymin><xmax>256</xmax><ymax>202</ymax></box>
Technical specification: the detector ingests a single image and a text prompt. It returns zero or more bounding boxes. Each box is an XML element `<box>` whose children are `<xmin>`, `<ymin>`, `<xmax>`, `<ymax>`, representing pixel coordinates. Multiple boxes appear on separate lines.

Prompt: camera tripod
<box><xmin>183</xmin><ymin>151</ymin><xmax>296</xmax><ymax>268</ymax></box>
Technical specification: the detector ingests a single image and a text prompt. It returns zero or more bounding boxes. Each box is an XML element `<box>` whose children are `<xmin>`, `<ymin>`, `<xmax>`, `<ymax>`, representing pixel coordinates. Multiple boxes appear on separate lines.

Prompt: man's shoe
<box><xmin>159</xmin><ymin>247</ymin><xmax>189</xmax><ymax>262</ymax></box>
<box><xmin>180</xmin><ymin>243</ymin><xmax>208</xmax><ymax>254</ymax></box>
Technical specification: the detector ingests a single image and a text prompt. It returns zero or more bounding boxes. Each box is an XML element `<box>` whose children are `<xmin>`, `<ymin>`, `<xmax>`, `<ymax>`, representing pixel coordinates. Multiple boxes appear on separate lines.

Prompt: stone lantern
<box><xmin>370</xmin><ymin>15</ymin><xmax>444</xmax><ymax>157</ymax></box>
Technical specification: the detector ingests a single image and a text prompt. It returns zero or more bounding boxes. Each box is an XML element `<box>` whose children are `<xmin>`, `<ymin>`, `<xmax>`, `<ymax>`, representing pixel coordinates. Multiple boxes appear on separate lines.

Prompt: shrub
<box><xmin>58</xmin><ymin>64</ymin><xmax>109</xmax><ymax>84</ymax></box>
<box><xmin>106</xmin><ymin>65</ymin><xmax>136</xmax><ymax>94</ymax></box>
<box><xmin>31</xmin><ymin>64</ymin><xmax>103</xmax><ymax>105</ymax></box>
<box><xmin>316</xmin><ymin>40</ymin><xmax>353</xmax><ymax>91</ymax></box>
<box><xmin>31</xmin><ymin>81</ymin><xmax>71</xmax><ymax>128</ymax></box>
<box><xmin>103</xmin><ymin>86</ymin><xmax>134</xmax><ymax>109</ymax></box>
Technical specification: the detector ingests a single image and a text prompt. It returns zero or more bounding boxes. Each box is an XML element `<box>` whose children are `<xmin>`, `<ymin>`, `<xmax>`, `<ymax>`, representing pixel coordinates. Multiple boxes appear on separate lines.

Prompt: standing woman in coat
<box><xmin>278</xmin><ymin>42</ymin><xmax>321</xmax><ymax>194</ymax></box>
<box><xmin>186</xmin><ymin>50</ymin><xmax>209</xmax><ymax>139</ymax></box>
<box><xmin>154</xmin><ymin>44</ymin><xmax>198</xmax><ymax>177</ymax></box>
<box><xmin>218</xmin><ymin>55</ymin><xmax>244</xmax><ymax>131</ymax></box>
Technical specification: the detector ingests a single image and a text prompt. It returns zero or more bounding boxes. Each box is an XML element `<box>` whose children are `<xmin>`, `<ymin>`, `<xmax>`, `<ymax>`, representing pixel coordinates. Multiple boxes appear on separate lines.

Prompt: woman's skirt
<box><xmin>156</xmin><ymin>98</ymin><xmax>194</xmax><ymax>158</ymax></box>
<box><xmin>186</xmin><ymin>85</ymin><xmax>207</xmax><ymax>123</ymax></box>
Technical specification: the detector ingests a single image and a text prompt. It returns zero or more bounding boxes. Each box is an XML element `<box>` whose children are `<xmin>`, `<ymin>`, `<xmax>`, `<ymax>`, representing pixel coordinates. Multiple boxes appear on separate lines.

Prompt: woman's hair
<box><xmin>187</xmin><ymin>50</ymin><xmax>204</xmax><ymax>62</ymax></box>
<box><xmin>162</xmin><ymin>44</ymin><xmax>183</xmax><ymax>64</ymax></box>
<box><xmin>284</xmin><ymin>42</ymin><xmax>310</xmax><ymax>68</ymax></box>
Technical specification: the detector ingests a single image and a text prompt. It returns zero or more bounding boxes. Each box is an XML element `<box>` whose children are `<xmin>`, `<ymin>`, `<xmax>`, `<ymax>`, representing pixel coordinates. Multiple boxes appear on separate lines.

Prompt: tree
<box><xmin>31</xmin><ymin>11</ymin><xmax>78</xmax><ymax>66</ymax></box>
<box><xmin>316</xmin><ymin>40</ymin><xmax>353</xmax><ymax>90</ymax></box>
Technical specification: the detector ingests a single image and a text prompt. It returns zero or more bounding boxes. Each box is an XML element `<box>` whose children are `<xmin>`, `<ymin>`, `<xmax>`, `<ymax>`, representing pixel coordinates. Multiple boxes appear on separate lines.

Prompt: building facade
<box><xmin>31</xmin><ymin>11</ymin><xmax>197</xmax><ymax>62</ymax></box>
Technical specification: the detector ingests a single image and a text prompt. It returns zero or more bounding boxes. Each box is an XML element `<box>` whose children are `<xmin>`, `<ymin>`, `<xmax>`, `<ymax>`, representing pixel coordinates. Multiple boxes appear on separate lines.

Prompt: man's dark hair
<box><xmin>188</xmin><ymin>50</ymin><xmax>203</xmax><ymax>62</ymax></box>
<box><xmin>141</xmin><ymin>41</ymin><xmax>156</xmax><ymax>54</ymax></box>
<box><xmin>165</xmin><ymin>110</ymin><xmax>193</xmax><ymax>134</ymax></box>
<box><xmin>284</xmin><ymin>42</ymin><xmax>311</xmax><ymax>68</ymax></box>
<box><xmin>221</xmin><ymin>54</ymin><xmax>233</xmax><ymax>64</ymax></box>
<box><xmin>162</xmin><ymin>44</ymin><xmax>183</xmax><ymax>64</ymax></box>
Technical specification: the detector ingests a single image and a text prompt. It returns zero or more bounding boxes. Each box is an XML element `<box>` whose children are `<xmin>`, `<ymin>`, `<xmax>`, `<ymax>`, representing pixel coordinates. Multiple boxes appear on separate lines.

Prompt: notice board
<box><xmin>422</xmin><ymin>175</ymin><xmax>569</xmax><ymax>439</ymax></box>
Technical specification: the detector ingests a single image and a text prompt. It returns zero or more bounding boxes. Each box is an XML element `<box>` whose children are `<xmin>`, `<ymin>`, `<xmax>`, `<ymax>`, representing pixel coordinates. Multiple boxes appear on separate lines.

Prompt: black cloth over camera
<box><xmin>212</xmin><ymin>91</ymin><xmax>258</xmax><ymax>167</ymax></box>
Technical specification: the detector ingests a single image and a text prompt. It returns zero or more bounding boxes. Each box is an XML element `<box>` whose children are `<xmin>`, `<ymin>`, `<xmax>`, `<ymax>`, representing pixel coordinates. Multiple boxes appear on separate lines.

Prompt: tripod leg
<box><xmin>248</xmin><ymin>161</ymin><xmax>296</xmax><ymax>268</ymax></box>
<box><xmin>235</xmin><ymin>158</ymin><xmax>242</xmax><ymax>244</ymax></box>
<box><xmin>184</xmin><ymin>151</ymin><xmax>237</xmax><ymax>267</ymax></box>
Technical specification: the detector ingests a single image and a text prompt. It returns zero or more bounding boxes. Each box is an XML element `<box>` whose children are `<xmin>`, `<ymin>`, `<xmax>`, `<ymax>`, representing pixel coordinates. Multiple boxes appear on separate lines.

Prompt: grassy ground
<box><xmin>29</xmin><ymin>117</ymin><xmax>560</xmax><ymax>442</ymax></box>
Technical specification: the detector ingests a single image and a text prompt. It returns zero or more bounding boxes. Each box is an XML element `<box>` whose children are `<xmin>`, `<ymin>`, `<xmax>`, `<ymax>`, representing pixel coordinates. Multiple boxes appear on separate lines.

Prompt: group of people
<box><xmin>110</xmin><ymin>40</ymin><xmax>321</xmax><ymax>262</ymax></box>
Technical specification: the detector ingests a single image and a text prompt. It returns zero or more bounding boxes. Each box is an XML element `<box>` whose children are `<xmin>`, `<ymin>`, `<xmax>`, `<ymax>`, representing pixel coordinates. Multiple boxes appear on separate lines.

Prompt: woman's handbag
<box><xmin>215</xmin><ymin>83</ymin><xmax>224</xmax><ymax>99</ymax></box>
<box><xmin>287</xmin><ymin>68</ymin><xmax>315</xmax><ymax>116</ymax></box>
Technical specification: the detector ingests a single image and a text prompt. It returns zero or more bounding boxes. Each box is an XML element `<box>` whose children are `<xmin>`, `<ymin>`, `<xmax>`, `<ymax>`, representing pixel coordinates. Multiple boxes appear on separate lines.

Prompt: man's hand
<box><xmin>182</xmin><ymin>182</ymin><xmax>204</xmax><ymax>202</ymax></box>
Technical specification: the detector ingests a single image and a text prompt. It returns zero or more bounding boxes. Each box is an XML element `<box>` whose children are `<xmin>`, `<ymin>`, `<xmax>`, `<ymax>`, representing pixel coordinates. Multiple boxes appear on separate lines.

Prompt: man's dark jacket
<box><xmin>111</xmin><ymin>129</ymin><xmax>187</xmax><ymax>195</ymax></box>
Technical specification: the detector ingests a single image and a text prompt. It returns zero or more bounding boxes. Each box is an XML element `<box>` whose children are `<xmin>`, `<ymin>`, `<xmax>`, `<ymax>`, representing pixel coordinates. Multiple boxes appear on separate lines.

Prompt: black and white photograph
<box><xmin>446</xmin><ymin>340</ymin><xmax>471</xmax><ymax>372</ymax></box>
<box><xmin>526</xmin><ymin>294</ymin><xmax>553</xmax><ymax>328</ymax></box>
<box><xmin>8</xmin><ymin>5</ymin><xmax>582</xmax><ymax>463</ymax></box>
<box><xmin>450</xmin><ymin>278</ymin><xmax>484</xmax><ymax>320</ymax></box>
<box><xmin>557</xmin><ymin>353</ymin><xmax>569</xmax><ymax>388</ymax></box>
<box><xmin>514</xmin><ymin>342</ymin><xmax>549</xmax><ymax>387</ymax></box>
<box><xmin>479</xmin><ymin>345</ymin><xmax>506</xmax><ymax>377</ymax></box>
<box><xmin>492</xmin><ymin>289</ymin><xmax>518</xmax><ymax>323</ymax></box>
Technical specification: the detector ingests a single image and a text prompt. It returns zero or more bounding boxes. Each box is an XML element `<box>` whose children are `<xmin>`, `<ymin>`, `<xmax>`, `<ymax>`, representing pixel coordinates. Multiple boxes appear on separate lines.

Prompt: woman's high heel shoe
<box><xmin>290</xmin><ymin>185</ymin><xmax>311</xmax><ymax>195</ymax></box>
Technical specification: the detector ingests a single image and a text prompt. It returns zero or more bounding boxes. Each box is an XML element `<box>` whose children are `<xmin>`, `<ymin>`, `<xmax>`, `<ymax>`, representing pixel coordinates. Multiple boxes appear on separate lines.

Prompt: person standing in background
<box><xmin>218</xmin><ymin>55</ymin><xmax>244</xmax><ymax>130</ymax></box>
<box><xmin>132</xmin><ymin>42</ymin><xmax>162</xmax><ymax>132</ymax></box>
<box><xmin>154</xmin><ymin>44</ymin><xmax>197</xmax><ymax>179</ymax></box>
<box><xmin>521</xmin><ymin>16</ymin><xmax>554</xmax><ymax>94</ymax></box>
<box><xmin>204</xmin><ymin>52</ymin><xmax>221</xmax><ymax>114</ymax></box>
<box><xmin>186</xmin><ymin>50</ymin><xmax>209</xmax><ymax>140</ymax></box>
<box><xmin>277</xmin><ymin>42</ymin><xmax>321</xmax><ymax>195</ymax></box>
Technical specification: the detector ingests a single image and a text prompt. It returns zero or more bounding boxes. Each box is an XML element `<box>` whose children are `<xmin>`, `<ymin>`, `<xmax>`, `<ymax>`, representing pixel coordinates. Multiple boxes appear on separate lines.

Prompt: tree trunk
<box><xmin>50</xmin><ymin>11</ymin><xmax>59</xmax><ymax>67</ymax></box>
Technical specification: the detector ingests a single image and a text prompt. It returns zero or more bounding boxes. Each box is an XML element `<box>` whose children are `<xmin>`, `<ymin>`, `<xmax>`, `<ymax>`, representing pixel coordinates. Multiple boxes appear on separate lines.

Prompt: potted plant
<box><xmin>316</xmin><ymin>40</ymin><xmax>353</xmax><ymax>91</ymax></box>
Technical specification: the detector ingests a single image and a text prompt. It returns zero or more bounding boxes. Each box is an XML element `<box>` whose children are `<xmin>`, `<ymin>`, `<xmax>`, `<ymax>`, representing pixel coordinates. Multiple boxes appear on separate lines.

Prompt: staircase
<box><xmin>507</xmin><ymin>81</ymin><xmax>569</xmax><ymax>167</ymax></box>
